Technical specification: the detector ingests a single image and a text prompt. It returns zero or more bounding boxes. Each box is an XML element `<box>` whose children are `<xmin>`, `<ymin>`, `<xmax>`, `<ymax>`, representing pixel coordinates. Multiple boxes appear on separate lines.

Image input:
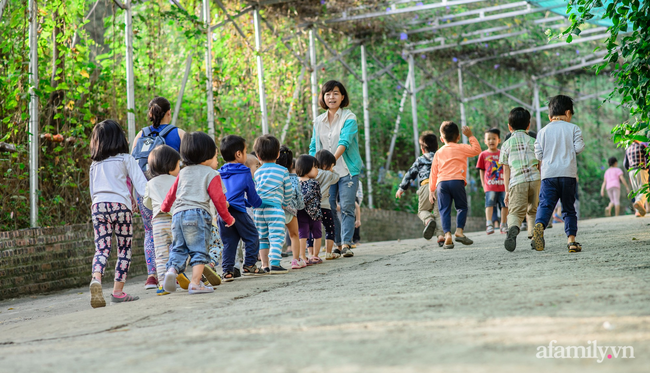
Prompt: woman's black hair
<box><xmin>508</xmin><ymin>107</ymin><xmax>531</xmax><ymax>131</ymax></box>
<box><xmin>295</xmin><ymin>155</ymin><xmax>319</xmax><ymax>177</ymax></box>
<box><xmin>608</xmin><ymin>156</ymin><xmax>618</xmax><ymax>167</ymax></box>
<box><xmin>440</xmin><ymin>121</ymin><xmax>460</xmax><ymax>143</ymax></box>
<box><xmin>90</xmin><ymin>119</ymin><xmax>130</xmax><ymax>162</ymax></box>
<box><xmin>319</xmin><ymin>80</ymin><xmax>350</xmax><ymax>110</ymax></box>
<box><xmin>315</xmin><ymin>149</ymin><xmax>336</xmax><ymax>170</ymax></box>
<box><xmin>419</xmin><ymin>131</ymin><xmax>439</xmax><ymax>153</ymax></box>
<box><xmin>276</xmin><ymin>145</ymin><xmax>293</xmax><ymax>170</ymax></box>
<box><xmin>548</xmin><ymin>95</ymin><xmax>574</xmax><ymax>117</ymax></box>
<box><xmin>180</xmin><ymin>132</ymin><xmax>216</xmax><ymax>166</ymax></box>
<box><xmin>220</xmin><ymin>135</ymin><xmax>247</xmax><ymax>162</ymax></box>
<box><xmin>254</xmin><ymin>135</ymin><xmax>281</xmax><ymax>162</ymax></box>
<box><xmin>148</xmin><ymin>145</ymin><xmax>181</xmax><ymax>177</ymax></box>
<box><xmin>148</xmin><ymin>96</ymin><xmax>171</xmax><ymax>129</ymax></box>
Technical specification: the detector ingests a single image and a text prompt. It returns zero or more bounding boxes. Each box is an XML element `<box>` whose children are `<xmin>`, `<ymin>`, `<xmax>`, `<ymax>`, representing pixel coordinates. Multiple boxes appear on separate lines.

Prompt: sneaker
<box><xmin>291</xmin><ymin>259</ymin><xmax>301</xmax><ymax>269</ymax></box>
<box><xmin>144</xmin><ymin>276</ymin><xmax>158</xmax><ymax>290</ymax></box>
<box><xmin>234</xmin><ymin>267</ymin><xmax>242</xmax><ymax>278</ymax></box>
<box><xmin>262</xmin><ymin>267</ymin><xmax>271</xmax><ymax>274</ymax></box>
<box><xmin>110</xmin><ymin>292</ymin><xmax>139</xmax><ymax>304</ymax></box>
<box><xmin>298</xmin><ymin>258</ymin><xmax>307</xmax><ymax>268</ymax></box>
<box><xmin>423</xmin><ymin>219</ymin><xmax>437</xmax><ymax>240</ymax></box>
<box><xmin>89</xmin><ymin>279</ymin><xmax>106</xmax><ymax>308</ymax></box>
<box><xmin>202</xmin><ymin>266</ymin><xmax>222</xmax><ymax>286</ymax></box>
<box><xmin>500</xmin><ymin>224</ymin><xmax>508</xmax><ymax>234</ymax></box>
<box><xmin>270</xmin><ymin>265</ymin><xmax>289</xmax><ymax>274</ymax></box>
<box><xmin>325</xmin><ymin>253</ymin><xmax>334</xmax><ymax>260</ymax></box>
<box><xmin>156</xmin><ymin>284</ymin><xmax>170</xmax><ymax>296</ymax></box>
<box><xmin>188</xmin><ymin>283</ymin><xmax>214</xmax><ymax>294</ymax></box>
<box><xmin>177</xmin><ymin>272</ymin><xmax>190</xmax><ymax>290</ymax></box>
<box><xmin>486</xmin><ymin>225</ymin><xmax>495</xmax><ymax>235</ymax></box>
<box><xmin>163</xmin><ymin>270</ymin><xmax>178</xmax><ymax>293</ymax></box>
<box><xmin>342</xmin><ymin>246</ymin><xmax>354</xmax><ymax>257</ymax></box>
<box><xmin>531</xmin><ymin>222</ymin><xmax>545</xmax><ymax>251</ymax></box>
<box><xmin>332</xmin><ymin>248</ymin><xmax>342</xmax><ymax>258</ymax></box>
<box><xmin>504</xmin><ymin>225</ymin><xmax>520</xmax><ymax>252</ymax></box>
<box><xmin>634</xmin><ymin>201</ymin><xmax>647</xmax><ymax>217</ymax></box>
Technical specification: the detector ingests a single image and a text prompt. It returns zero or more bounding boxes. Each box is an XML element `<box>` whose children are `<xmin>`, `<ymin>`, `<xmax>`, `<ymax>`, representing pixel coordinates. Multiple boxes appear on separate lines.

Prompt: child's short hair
<box><xmin>419</xmin><ymin>131</ymin><xmax>439</xmax><ymax>153</ymax></box>
<box><xmin>440</xmin><ymin>121</ymin><xmax>460</xmax><ymax>143</ymax></box>
<box><xmin>254</xmin><ymin>135</ymin><xmax>280</xmax><ymax>162</ymax></box>
<box><xmin>508</xmin><ymin>107</ymin><xmax>531</xmax><ymax>131</ymax></box>
<box><xmin>90</xmin><ymin>119</ymin><xmax>129</xmax><ymax>162</ymax></box>
<box><xmin>548</xmin><ymin>95</ymin><xmax>574</xmax><ymax>117</ymax></box>
<box><xmin>276</xmin><ymin>145</ymin><xmax>293</xmax><ymax>169</ymax></box>
<box><xmin>180</xmin><ymin>132</ymin><xmax>216</xmax><ymax>166</ymax></box>
<box><xmin>148</xmin><ymin>145</ymin><xmax>181</xmax><ymax>177</ymax></box>
<box><xmin>315</xmin><ymin>149</ymin><xmax>336</xmax><ymax>170</ymax></box>
<box><xmin>220</xmin><ymin>135</ymin><xmax>246</xmax><ymax>162</ymax></box>
<box><xmin>148</xmin><ymin>97</ymin><xmax>171</xmax><ymax>128</ymax></box>
<box><xmin>485</xmin><ymin>128</ymin><xmax>501</xmax><ymax>139</ymax></box>
<box><xmin>295</xmin><ymin>155</ymin><xmax>319</xmax><ymax>177</ymax></box>
<box><xmin>319</xmin><ymin>80</ymin><xmax>350</xmax><ymax>110</ymax></box>
<box><xmin>608</xmin><ymin>156</ymin><xmax>618</xmax><ymax>167</ymax></box>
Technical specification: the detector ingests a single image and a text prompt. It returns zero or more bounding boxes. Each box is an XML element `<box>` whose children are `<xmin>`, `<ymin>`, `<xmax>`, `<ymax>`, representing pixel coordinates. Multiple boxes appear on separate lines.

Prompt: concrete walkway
<box><xmin>0</xmin><ymin>216</ymin><xmax>649</xmax><ymax>372</ymax></box>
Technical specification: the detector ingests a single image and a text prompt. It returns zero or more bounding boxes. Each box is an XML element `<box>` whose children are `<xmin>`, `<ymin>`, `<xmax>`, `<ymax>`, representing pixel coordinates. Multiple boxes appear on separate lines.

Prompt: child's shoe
<box><xmin>486</xmin><ymin>225</ymin><xmax>495</xmax><ymax>235</ymax></box>
<box><xmin>156</xmin><ymin>284</ymin><xmax>170</xmax><ymax>296</ymax></box>
<box><xmin>188</xmin><ymin>283</ymin><xmax>214</xmax><ymax>294</ymax></box>
<box><xmin>326</xmin><ymin>252</ymin><xmax>340</xmax><ymax>260</ymax></box>
<box><xmin>203</xmin><ymin>266</ymin><xmax>222</xmax><ymax>286</ymax></box>
<box><xmin>500</xmin><ymin>224</ymin><xmax>508</xmax><ymax>234</ymax></box>
<box><xmin>243</xmin><ymin>264</ymin><xmax>267</xmax><ymax>275</ymax></box>
<box><xmin>234</xmin><ymin>267</ymin><xmax>242</xmax><ymax>278</ymax></box>
<box><xmin>531</xmin><ymin>223</ymin><xmax>545</xmax><ymax>251</ymax></box>
<box><xmin>223</xmin><ymin>271</ymin><xmax>235</xmax><ymax>282</ymax></box>
<box><xmin>110</xmin><ymin>292</ymin><xmax>139</xmax><ymax>304</ymax></box>
<box><xmin>634</xmin><ymin>201</ymin><xmax>646</xmax><ymax>216</ymax></box>
<box><xmin>423</xmin><ymin>219</ymin><xmax>437</xmax><ymax>240</ymax></box>
<box><xmin>270</xmin><ymin>265</ymin><xmax>289</xmax><ymax>274</ymax></box>
<box><xmin>298</xmin><ymin>258</ymin><xmax>308</xmax><ymax>267</ymax></box>
<box><xmin>291</xmin><ymin>259</ymin><xmax>301</xmax><ymax>269</ymax></box>
<box><xmin>504</xmin><ymin>225</ymin><xmax>520</xmax><ymax>252</ymax></box>
<box><xmin>177</xmin><ymin>272</ymin><xmax>190</xmax><ymax>290</ymax></box>
<box><xmin>163</xmin><ymin>269</ymin><xmax>178</xmax><ymax>293</ymax></box>
<box><xmin>89</xmin><ymin>279</ymin><xmax>106</xmax><ymax>308</ymax></box>
<box><xmin>342</xmin><ymin>246</ymin><xmax>354</xmax><ymax>257</ymax></box>
<box><xmin>303</xmin><ymin>258</ymin><xmax>312</xmax><ymax>266</ymax></box>
<box><xmin>144</xmin><ymin>276</ymin><xmax>158</xmax><ymax>290</ymax></box>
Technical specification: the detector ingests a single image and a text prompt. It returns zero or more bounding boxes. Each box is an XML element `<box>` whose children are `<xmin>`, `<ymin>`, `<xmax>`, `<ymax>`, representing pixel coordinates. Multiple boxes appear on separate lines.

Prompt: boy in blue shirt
<box><xmin>218</xmin><ymin>135</ymin><xmax>265</xmax><ymax>281</ymax></box>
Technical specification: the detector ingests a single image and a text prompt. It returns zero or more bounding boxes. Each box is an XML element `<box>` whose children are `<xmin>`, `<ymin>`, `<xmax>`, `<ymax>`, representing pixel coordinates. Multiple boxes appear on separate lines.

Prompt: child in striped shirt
<box><xmin>253</xmin><ymin>135</ymin><xmax>294</xmax><ymax>274</ymax></box>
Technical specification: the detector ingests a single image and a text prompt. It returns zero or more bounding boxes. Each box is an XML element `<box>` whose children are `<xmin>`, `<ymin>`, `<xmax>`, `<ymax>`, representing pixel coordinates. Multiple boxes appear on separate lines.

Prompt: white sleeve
<box><xmin>125</xmin><ymin>155</ymin><xmax>148</xmax><ymax>197</ymax></box>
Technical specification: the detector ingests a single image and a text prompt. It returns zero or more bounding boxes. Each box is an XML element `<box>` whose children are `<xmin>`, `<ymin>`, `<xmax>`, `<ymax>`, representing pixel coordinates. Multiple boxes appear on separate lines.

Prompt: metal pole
<box><xmin>533</xmin><ymin>79</ymin><xmax>542</xmax><ymax>131</ymax></box>
<box><xmin>360</xmin><ymin>44</ymin><xmax>374</xmax><ymax>209</ymax></box>
<box><xmin>253</xmin><ymin>8</ymin><xmax>269</xmax><ymax>134</ymax></box>
<box><xmin>203</xmin><ymin>0</ymin><xmax>215</xmax><ymax>137</ymax></box>
<box><xmin>171</xmin><ymin>53</ymin><xmax>192</xmax><ymax>128</ymax></box>
<box><xmin>125</xmin><ymin>0</ymin><xmax>136</xmax><ymax>145</ymax></box>
<box><xmin>385</xmin><ymin>64</ymin><xmax>411</xmax><ymax>171</ymax></box>
<box><xmin>458</xmin><ymin>64</ymin><xmax>467</xmax><ymax>143</ymax></box>
<box><xmin>281</xmin><ymin>66</ymin><xmax>306</xmax><ymax>143</ymax></box>
<box><xmin>309</xmin><ymin>29</ymin><xmax>319</xmax><ymax>122</ymax></box>
<box><xmin>408</xmin><ymin>54</ymin><xmax>420</xmax><ymax>160</ymax></box>
<box><xmin>28</xmin><ymin>0</ymin><xmax>39</xmax><ymax>228</ymax></box>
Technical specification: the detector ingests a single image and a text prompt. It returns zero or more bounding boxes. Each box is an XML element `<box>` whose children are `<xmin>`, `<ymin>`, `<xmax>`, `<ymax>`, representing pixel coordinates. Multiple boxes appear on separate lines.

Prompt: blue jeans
<box><xmin>485</xmin><ymin>191</ymin><xmax>506</xmax><ymax>208</ymax></box>
<box><xmin>329</xmin><ymin>174</ymin><xmax>359</xmax><ymax>247</ymax></box>
<box><xmin>218</xmin><ymin>208</ymin><xmax>259</xmax><ymax>273</ymax></box>
<box><xmin>437</xmin><ymin>180</ymin><xmax>468</xmax><ymax>233</ymax></box>
<box><xmin>167</xmin><ymin>209</ymin><xmax>212</xmax><ymax>272</ymax></box>
<box><xmin>535</xmin><ymin>177</ymin><xmax>578</xmax><ymax>237</ymax></box>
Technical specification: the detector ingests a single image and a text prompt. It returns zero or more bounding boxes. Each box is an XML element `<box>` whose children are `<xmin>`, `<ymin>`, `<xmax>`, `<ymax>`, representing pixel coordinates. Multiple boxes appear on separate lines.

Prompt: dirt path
<box><xmin>0</xmin><ymin>216</ymin><xmax>649</xmax><ymax>372</ymax></box>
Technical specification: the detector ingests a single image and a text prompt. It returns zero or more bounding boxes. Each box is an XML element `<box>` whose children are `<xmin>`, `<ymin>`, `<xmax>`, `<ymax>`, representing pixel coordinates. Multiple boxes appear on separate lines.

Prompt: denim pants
<box><xmin>535</xmin><ymin>177</ymin><xmax>578</xmax><ymax>237</ymax></box>
<box><xmin>436</xmin><ymin>180</ymin><xmax>468</xmax><ymax>233</ymax></box>
<box><xmin>329</xmin><ymin>174</ymin><xmax>359</xmax><ymax>247</ymax></box>
<box><xmin>218</xmin><ymin>207</ymin><xmax>259</xmax><ymax>273</ymax></box>
<box><xmin>166</xmin><ymin>208</ymin><xmax>212</xmax><ymax>272</ymax></box>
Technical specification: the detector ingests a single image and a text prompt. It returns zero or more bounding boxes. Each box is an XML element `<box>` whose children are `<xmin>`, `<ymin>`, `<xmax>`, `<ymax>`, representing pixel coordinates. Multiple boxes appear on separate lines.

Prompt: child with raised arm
<box><xmin>429</xmin><ymin>122</ymin><xmax>482</xmax><ymax>249</ymax></box>
<box><xmin>500</xmin><ymin>108</ymin><xmax>541</xmax><ymax>252</ymax></box>
<box><xmin>161</xmin><ymin>132</ymin><xmax>235</xmax><ymax>294</ymax></box>
<box><xmin>600</xmin><ymin>157</ymin><xmax>630</xmax><ymax>217</ymax></box>
<box><xmin>217</xmin><ymin>135</ymin><xmax>265</xmax><ymax>281</ymax></box>
<box><xmin>253</xmin><ymin>135</ymin><xmax>294</xmax><ymax>274</ymax></box>
<box><xmin>477</xmin><ymin>128</ymin><xmax>508</xmax><ymax>235</ymax></box>
<box><xmin>396</xmin><ymin>131</ymin><xmax>444</xmax><ymax>245</ymax></box>
<box><xmin>88</xmin><ymin>120</ymin><xmax>148</xmax><ymax>308</ymax></box>
<box><xmin>532</xmin><ymin>95</ymin><xmax>585</xmax><ymax>253</ymax></box>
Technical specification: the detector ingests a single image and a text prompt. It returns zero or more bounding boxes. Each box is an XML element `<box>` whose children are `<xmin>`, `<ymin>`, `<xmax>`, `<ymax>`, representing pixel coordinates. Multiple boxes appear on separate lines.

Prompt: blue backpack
<box><xmin>132</xmin><ymin>125</ymin><xmax>177</xmax><ymax>172</ymax></box>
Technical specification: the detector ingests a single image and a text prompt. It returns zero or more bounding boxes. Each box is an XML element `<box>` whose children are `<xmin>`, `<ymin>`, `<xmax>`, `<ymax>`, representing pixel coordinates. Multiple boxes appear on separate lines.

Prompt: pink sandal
<box><xmin>309</xmin><ymin>257</ymin><xmax>323</xmax><ymax>265</ymax></box>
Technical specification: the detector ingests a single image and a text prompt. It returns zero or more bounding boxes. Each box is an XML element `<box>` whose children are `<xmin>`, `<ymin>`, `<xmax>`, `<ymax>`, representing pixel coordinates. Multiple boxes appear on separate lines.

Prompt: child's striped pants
<box><xmin>254</xmin><ymin>206</ymin><xmax>286</xmax><ymax>267</ymax></box>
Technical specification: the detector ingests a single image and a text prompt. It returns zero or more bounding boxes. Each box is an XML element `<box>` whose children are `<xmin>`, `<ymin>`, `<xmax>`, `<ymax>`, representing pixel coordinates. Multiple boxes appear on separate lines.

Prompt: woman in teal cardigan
<box><xmin>309</xmin><ymin>80</ymin><xmax>364</xmax><ymax>258</ymax></box>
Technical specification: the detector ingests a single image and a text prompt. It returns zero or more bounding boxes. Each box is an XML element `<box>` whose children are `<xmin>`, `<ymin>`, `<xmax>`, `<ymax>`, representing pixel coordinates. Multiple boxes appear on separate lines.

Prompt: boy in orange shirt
<box><xmin>429</xmin><ymin>121</ymin><xmax>482</xmax><ymax>249</ymax></box>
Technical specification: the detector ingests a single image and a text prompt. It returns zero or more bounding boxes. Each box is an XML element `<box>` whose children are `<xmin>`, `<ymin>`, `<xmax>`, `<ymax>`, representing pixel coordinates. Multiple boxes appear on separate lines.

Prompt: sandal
<box><xmin>203</xmin><ymin>266</ymin><xmax>222</xmax><ymax>286</ymax></box>
<box><xmin>568</xmin><ymin>242</ymin><xmax>582</xmax><ymax>253</ymax></box>
<box><xmin>310</xmin><ymin>257</ymin><xmax>323</xmax><ymax>265</ymax></box>
<box><xmin>188</xmin><ymin>283</ymin><xmax>214</xmax><ymax>294</ymax></box>
<box><xmin>443</xmin><ymin>242</ymin><xmax>455</xmax><ymax>249</ymax></box>
<box><xmin>454</xmin><ymin>235</ymin><xmax>474</xmax><ymax>245</ymax></box>
<box><xmin>223</xmin><ymin>271</ymin><xmax>235</xmax><ymax>282</ymax></box>
<box><xmin>437</xmin><ymin>238</ymin><xmax>445</xmax><ymax>248</ymax></box>
<box><xmin>243</xmin><ymin>264</ymin><xmax>267</xmax><ymax>276</ymax></box>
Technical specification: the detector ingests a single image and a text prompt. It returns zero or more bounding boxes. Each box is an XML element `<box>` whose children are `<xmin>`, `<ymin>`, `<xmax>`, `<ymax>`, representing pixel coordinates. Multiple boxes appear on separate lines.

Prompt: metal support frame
<box><xmin>203</xmin><ymin>0</ymin><xmax>215</xmax><ymax>136</ymax></box>
<box><xmin>124</xmin><ymin>0</ymin><xmax>136</xmax><ymax>144</ymax></box>
<box><xmin>360</xmin><ymin>45</ymin><xmax>374</xmax><ymax>209</ymax></box>
<box><xmin>457</xmin><ymin>64</ymin><xmax>467</xmax><ymax>143</ymax></box>
<box><xmin>533</xmin><ymin>79</ymin><xmax>542</xmax><ymax>131</ymax></box>
<box><xmin>309</xmin><ymin>29</ymin><xmax>319</xmax><ymax>122</ymax></box>
<box><xmin>172</xmin><ymin>53</ymin><xmax>193</xmax><ymax>127</ymax></box>
<box><xmin>29</xmin><ymin>0</ymin><xmax>39</xmax><ymax>228</ymax></box>
<box><xmin>408</xmin><ymin>55</ymin><xmax>420</xmax><ymax>160</ymax></box>
<box><xmin>253</xmin><ymin>8</ymin><xmax>269</xmax><ymax>134</ymax></box>
<box><xmin>281</xmin><ymin>66</ymin><xmax>306</xmax><ymax>143</ymax></box>
<box><xmin>327</xmin><ymin>0</ymin><xmax>487</xmax><ymax>23</ymax></box>
<box><xmin>314</xmin><ymin>33</ymin><xmax>362</xmax><ymax>82</ymax></box>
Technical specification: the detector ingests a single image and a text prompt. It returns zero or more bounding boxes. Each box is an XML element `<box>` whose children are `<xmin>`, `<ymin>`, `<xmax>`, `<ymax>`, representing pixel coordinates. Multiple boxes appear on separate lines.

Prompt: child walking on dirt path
<box><xmin>88</xmin><ymin>120</ymin><xmax>148</xmax><ymax>308</ymax></box>
<box><xmin>429</xmin><ymin>122</ymin><xmax>482</xmax><ymax>249</ymax></box>
<box><xmin>314</xmin><ymin>150</ymin><xmax>341</xmax><ymax>260</ymax></box>
<box><xmin>476</xmin><ymin>128</ymin><xmax>508</xmax><ymax>235</ymax></box>
<box><xmin>396</xmin><ymin>131</ymin><xmax>444</xmax><ymax>246</ymax></box>
<box><xmin>601</xmin><ymin>157</ymin><xmax>630</xmax><ymax>217</ymax></box>
<box><xmin>624</xmin><ymin>140</ymin><xmax>649</xmax><ymax>217</ymax></box>
<box><xmin>276</xmin><ymin>147</ymin><xmax>306</xmax><ymax>270</ymax></box>
<box><xmin>532</xmin><ymin>95</ymin><xmax>585</xmax><ymax>253</ymax></box>
<box><xmin>500</xmin><ymin>108</ymin><xmax>541</xmax><ymax>252</ymax></box>
<box><xmin>296</xmin><ymin>155</ymin><xmax>324</xmax><ymax>265</ymax></box>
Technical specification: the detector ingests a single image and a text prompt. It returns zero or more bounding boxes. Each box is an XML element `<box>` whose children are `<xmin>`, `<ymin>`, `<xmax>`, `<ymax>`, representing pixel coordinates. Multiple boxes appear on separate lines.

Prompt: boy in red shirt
<box><xmin>476</xmin><ymin>128</ymin><xmax>508</xmax><ymax>235</ymax></box>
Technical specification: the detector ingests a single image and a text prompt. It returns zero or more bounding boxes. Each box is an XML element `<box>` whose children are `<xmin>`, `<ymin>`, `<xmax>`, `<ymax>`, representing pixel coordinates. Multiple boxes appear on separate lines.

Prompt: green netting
<box><xmin>528</xmin><ymin>0</ymin><xmax>614</xmax><ymax>27</ymax></box>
